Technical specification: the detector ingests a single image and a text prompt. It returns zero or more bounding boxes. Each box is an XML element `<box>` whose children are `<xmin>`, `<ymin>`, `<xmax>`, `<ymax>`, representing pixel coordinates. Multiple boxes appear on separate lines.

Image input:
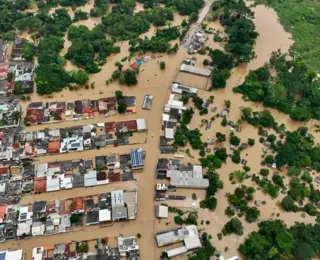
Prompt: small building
<box><xmin>136</xmin><ymin>118</ymin><xmax>147</xmax><ymax>132</ymax></box>
<box><xmin>0</xmin><ymin>249</ymin><xmax>24</xmax><ymax>260</ymax></box>
<box><xmin>165</xmin><ymin>128</ymin><xmax>174</xmax><ymax>140</ymax></box>
<box><xmin>142</xmin><ymin>95</ymin><xmax>153</xmax><ymax>110</ymax></box>
<box><xmin>171</xmin><ymin>82</ymin><xmax>197</xmax><ymax>95</ymax></box>
<box><xmin>179</xmin><ymin>63</ymin><xmax>211</xmax><ymax>77</ymax></box>
<box><xmin>130</xmin><ymin>148</ymin><xmax>144</xmax><ymax>170</ymax></box>
<box><xmin>84</xmin><ymin>171</ymin><xmax>97</xmax><ymax>187</ymax></box>
<box><xmin>99</xmin><ymin>209</ymin><xmax>111</xmax><ymax>223</ymax></box>
<box><xmin>86</xmin><ymin>210</ymin><xmax>99</xmax><ymax>226</ymax></box>
<box><xmin>118</xmin><ymin>236</ymin><xmax>139</xmax><ymax>257</ymax></box>
<box><xmin>155</xmin><ymin>205</ymin><xmax>168</xmax><ymax>219</ymax></box>
<box><xmin>71</xmin><ymin>197</ymin><xmax>84</xmax><ymax>214</ymax></box>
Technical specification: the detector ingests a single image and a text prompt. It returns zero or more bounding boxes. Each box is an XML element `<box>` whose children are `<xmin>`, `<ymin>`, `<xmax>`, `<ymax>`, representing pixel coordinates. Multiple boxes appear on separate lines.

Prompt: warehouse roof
<box><xmin>180</xmin><ymin>64</ymin><xmax>211</xmax><ymax>77</ymax></box>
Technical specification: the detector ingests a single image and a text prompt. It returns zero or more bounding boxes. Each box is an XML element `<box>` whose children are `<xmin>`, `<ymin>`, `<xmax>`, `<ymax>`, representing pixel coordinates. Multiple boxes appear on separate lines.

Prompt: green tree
<box><xmin>248</xmin><ymin>138</ymin><xmax>255</xmax><ymax>146</ymax></box>
<box><xmin>117</xmin><ymin>99</ymin><xmax>127</xmax><ymax>113</ymax></box>
<box><xmin>123</xmin><ymin>70</ymin><xmax>137</xmax><ymax>85</ymax></box>
<box><xmin>276</xmin><ymin>231</ymin><xmax>294</xmax><ymax>251</ymax></box>
<box><xmin>160</xmin><ymin>61</ymin><xmax>166</xmax><ymax>70</ymax></box>
<box><xmin>232</xmin><ymin>154</ymin><xmax>241</xmax><ymax>164</ymax></box>
<box><xmin>222</xmin><ymin>218</ymin><xmax>243</xmax><ymax>235</ymax></box>
<box><xmin>245</xmin><ymin>207</ymin><xmax>260</xmax><ymax>223</ymax></box>
<box><xmin>21</xmin><ymin>41</ymin><xmax>35</xmax><ymax>60</ymax></box>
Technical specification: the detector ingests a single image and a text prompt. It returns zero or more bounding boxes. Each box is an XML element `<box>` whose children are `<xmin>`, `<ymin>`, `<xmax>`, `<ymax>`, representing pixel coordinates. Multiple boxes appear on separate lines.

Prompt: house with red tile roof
<box><xmin>34</xmin><ymin>177</ymin><xmax>46</xmax><ymax>194</ymax></box>
<box><xmin>71</xmin><ymin>197</ymin><xmax>84</xmax><ymax>214</ymax></box>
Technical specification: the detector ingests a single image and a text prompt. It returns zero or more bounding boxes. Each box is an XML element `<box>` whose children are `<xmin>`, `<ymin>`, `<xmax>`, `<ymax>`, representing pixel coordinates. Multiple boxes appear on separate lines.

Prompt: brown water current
<box><xmin>3</xmin><ymin>4</ymin><xmax>319</xmax><ymax>260</ymax></box>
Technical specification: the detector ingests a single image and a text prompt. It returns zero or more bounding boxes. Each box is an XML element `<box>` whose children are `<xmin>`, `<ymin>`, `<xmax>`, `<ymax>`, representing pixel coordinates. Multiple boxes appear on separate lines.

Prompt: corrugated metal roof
<box><xmin>130</xmin><ymin>149</ymin><xmax>144</xmax><ymax>168</ymax></box>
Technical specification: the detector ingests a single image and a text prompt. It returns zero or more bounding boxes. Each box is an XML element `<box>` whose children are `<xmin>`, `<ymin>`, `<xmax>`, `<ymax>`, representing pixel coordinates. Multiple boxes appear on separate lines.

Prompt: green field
<box><xmin>255</xmin><ymin>0</ymin><xmax>320</xmax><ymax>72</ymax></box>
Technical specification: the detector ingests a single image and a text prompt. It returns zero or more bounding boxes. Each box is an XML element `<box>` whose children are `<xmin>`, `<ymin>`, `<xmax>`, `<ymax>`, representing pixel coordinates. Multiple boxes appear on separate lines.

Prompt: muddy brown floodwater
<box><xmin>3</xmin><ymin>4</ymin><xmax>319</xmax><ymax>260</ymax></box>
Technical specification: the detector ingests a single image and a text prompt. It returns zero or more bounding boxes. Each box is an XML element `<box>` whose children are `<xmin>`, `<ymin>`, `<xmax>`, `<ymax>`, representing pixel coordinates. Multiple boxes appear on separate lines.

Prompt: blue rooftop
<box><xmin>130</xmin><ymin>149</ymin><xmax>144</xmax><ymax>168</ymax></box>
<box><xmin>0</xmin><ymin>252</ymin><xmax>6</xmax><ymax>260</ymax></box>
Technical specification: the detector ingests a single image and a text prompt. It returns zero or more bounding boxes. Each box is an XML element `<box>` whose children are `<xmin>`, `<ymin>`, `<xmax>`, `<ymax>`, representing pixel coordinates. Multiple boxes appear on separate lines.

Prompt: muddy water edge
<box><xmin>2</xmin><ymin>3</ymin><xmax>317</xmax><ymax>260</ymax></box>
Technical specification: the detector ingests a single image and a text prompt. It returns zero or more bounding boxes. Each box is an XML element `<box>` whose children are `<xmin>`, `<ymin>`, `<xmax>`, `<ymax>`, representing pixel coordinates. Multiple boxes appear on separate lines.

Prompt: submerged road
<box><xmin>183</xmin><ymin>0</ymin><xmax>215</xmax><ymax>48</ymax></box>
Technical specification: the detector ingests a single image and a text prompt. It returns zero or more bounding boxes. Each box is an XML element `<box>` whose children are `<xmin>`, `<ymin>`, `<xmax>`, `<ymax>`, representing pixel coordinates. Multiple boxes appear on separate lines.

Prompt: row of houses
<box><xmin>0</xmin><ymin>119</ymin><xmax>147</xmax><ymax>161</ymax></box>
<box><xmin>0</xmin><ymin>101</ymin><xmax>21</xmax><ymax>129</ymax></box>
<box><xmin>33</xmin><ymin>235</ymin><xmax>140</xmax><ymax>260</ymax></box>
<box><xmin>25</xmin><ymin>96</ymin><xmax>137</xmax><ymax>125</ymax></box>
<box><xmin>0</xmin><ymin>249</ymin><xmax>24</xmax><ymax>260</ymax></box>
<box><xmin>159</xmin><ymin>83</ymin><xmax>198</xmax><ymax>154</ymax></box>
<box><xmin>0</xmin><ymin>190</ymin><xmax>137</xmax><ymax>242</ymax></box>
<box><xmin>0</xmin><ymin>149</ymin><xmax>144</xmax><ymax>198</ymax></box>
<box><xmin>0</xmin><ymin>62</ymin><xmax>34</xmax><ymax>94</ymax></box>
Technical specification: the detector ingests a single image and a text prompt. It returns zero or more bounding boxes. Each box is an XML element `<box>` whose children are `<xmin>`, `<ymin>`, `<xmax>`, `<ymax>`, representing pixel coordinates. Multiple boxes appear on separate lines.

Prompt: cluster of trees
<box><xmin>275</xmin><ymin>128</ymin><xmax>320</xmax><ymax>170</ymax></box>
<box><xmin>0</xmin><ymin>0</ymin><xmax>27</xmax><ymax>39</ymax></box>
<box><xmin>239</xmin><ymin>220</ymin><xmax>320</xmax><ymax>260</ymax></box>
<box><xmin>181</xmin><ymin>108</ymin><xmax>194</xmax><ymax>124</ymax></box>
<box><xmin>65</xmin><ymin>25</ymin><xmax>120</xmax><ymax>73</ymax></box>
<box><xmin>188</xmin><ymin>232</ymin><xmax>216</xmax><ymax>260</ymax></box>
<box><xmin>35</xmin><ymin>36</ymin><xmax>89</xmax><ymax>94</ymax></box>
<box><xmin>13</xmin><ymin>82</ymin><xmax>33</xmax><ymax>95</ymax></box>
<box><xmin>129</xmin><ymin>26</ymin><xmax>180</xmax><ymax>53</ymax></box>
<box><xmin>241</xmin><ymin>107</ymin><xmax>277</xmax><ymax>129</ymax></box>
<box><xmin>101</xmin><ymin>12</ymin><xmax>150</xmax><ymax>40</ymax></box>
<box><xmin>174</xmin><ymin>124</ymin><xmax>203</xmax><ymax>150</ymax></box>
<box><xmin>174</xmin><ymin>211</ymin><xmax>198</xmax><ymax>225</ymax></box>
<box><xmin>281</xmin><ymin>178</ymin><xmax>319</xmax><ymax>217</ymax></box>
<box><xmin>222</xmin><ymin>217</ymin><xmax>244</xmax><ymax>235</ymax></box>
<box><xmin>90</xmin><ymin>0</ymin><xmax>109</xmax><ymax>17</ymax></box>
<box><xmin>21</xmin><ymin>41</ymin><xmax>35</xmax><ymax>60</ymax></box>
<box><xmin>139</xmin><ymin>0</ymin><xmax>204</xmax><ymax>16</ymax></box>
<box><xmin>214</xmin><ymin>0</ymin><xmax>258</xmax><ymax>64</ymax></box>
<box><xmin>210</xmin><ymin>49</ymin><xmax>234</xmax><ymax>89</ymax></box>
<box><xmin>59</xmin><ymin>0</ymin><xmax>87</xmax><ymax>7</ymax></box>
<box><xmin>225</xmin><ymin>185</ymin><xmax>260</xmax><ymax>223</ymax></box>
<box><xmin>160</xmin><ymin>0</ymin><xmax>204</xmax><ymax>16</ymax></box>
<box><xmin>13</xmin><ymin>8</ymin><xmax>72</xmax><ymax>37</ymax></box>
<box><xmin>200</xmin><ymin>168</ymin><xmax>223</xmax><ymax>210</ymax></box>
<box><xmin>73</xmin><ymin>10</ymin><xmax>89</xmax><ymax>22</ymax></box>
<box><xmin>252</xmin><ymin>174</ymin><xmax>280</xmax><ymax>198</ymax></box>
<box><xmin>234</xmin><ymin>51</ymin><xmax>320</xmax><ymax>121</ymax></box>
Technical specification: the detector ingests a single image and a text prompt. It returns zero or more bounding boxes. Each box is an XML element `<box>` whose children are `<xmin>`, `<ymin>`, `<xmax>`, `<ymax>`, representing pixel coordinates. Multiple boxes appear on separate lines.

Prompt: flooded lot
<box><xmin>2</xmin><ymin>3</ymin><xmax>318</xmax><ymax>260</ymax></box>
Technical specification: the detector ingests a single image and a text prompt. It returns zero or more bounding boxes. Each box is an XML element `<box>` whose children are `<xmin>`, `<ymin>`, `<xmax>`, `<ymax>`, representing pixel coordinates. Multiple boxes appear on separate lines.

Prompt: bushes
<box><xmin>245</xmin><ymin>207</ymin><xmax>260</xmax><ymax>223</ymax></box>
<box><xmin>123</xmin><ymin>70</ymin><xmax>137</xmax><ymax>85</ymax></box>
<box><xmin>248</xmin><ymin>138</ymin><xmax>255</xmax><ymax>146</ymax></box>
<box><xmin>160</xmin><ymin>61</ymin><xmax>166</xmax><ymax>70</ymax></box>
<box><xmin>232</xmin><ymin>154</ymin><xmax>241</xmax><ymax>164</ymax></box>
<box><xmin>222</xmin><ymin>218</ymin><xmax>244</xmax><ymax>235</ymax></box>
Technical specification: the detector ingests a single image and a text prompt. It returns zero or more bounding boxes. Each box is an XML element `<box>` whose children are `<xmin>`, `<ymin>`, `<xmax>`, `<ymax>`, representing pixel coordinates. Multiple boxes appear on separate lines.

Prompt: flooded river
<box><xmin>4</xmin><ymin>3</ymin><xmax>318</xmax><ymax>260</ymax></box>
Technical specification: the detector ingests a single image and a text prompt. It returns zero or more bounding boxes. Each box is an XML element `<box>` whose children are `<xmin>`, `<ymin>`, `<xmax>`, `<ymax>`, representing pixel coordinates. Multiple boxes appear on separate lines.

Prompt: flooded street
<box><xmin>2</xmin><ymin>3</ymin><xmax>318</xmax><ymax>260</ymax></box>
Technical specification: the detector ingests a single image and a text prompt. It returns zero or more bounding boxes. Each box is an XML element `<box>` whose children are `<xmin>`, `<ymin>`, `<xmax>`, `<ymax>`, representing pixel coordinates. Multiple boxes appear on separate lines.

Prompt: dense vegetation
<box><xmin>255</xmin><ymin>0</ymin><xmax>320</xmax><ymax>72</ymax></box>
<box><xmin>129</xmin><ymin>26</ymin><xmax>180</xmax><ymax>53</ymax></box>
<box><xmin>209</xmin><ymin>0</ymin><xmax>258</xmax><ymax>90</ymax></box>
<box><xmin>0</xmin><ymin>0</ymin><xmax>28</xmax><ymax>39</ymax></box>
<box><xmin>200</xmin><ymin>168</ymin><xmax>223</xmax><ymax>210</ymax></box>
<box><xmin>36</xmin><ymin>36</ymin><xmax>89</xmax><ymax>94</ymax></box>
<box><xmin>212</xmin><ymin>0</ymin><xmax>258</xmax><ymax>64</ymax></box>
<box><xmin>234</xmin><ymin>51</ymin><xmax>320</xmax><ymax>121</ymax></box>
<box><xmin>239</xmin><ymin>220</ymin><xmax>320</xmax><ymax>260</ymax></box>
<box><xmin>275</xmin><ymin>128</ymin><xmax>320</xmax><ymax>171</ymax></box>
<box><xmin>66</xmin><ymin>25</ymin><xmax>120</xmax><ymax>73</ymax></box>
